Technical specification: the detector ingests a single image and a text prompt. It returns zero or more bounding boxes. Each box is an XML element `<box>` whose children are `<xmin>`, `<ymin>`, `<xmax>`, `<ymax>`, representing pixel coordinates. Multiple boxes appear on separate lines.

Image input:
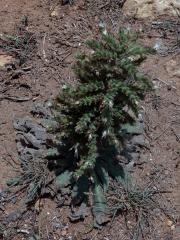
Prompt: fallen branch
<box><xmin>99</xmin><ymin>0</ymin><xmax>111</xmax><ymax>9</ymax></box>
<box><xmin>153</xmin><ymin>77</ymin><xmax>177</xmax><ymax>90</ymax></box>
<box><xmin>0</xmin><ymin>95</ymin><xmax>32</xmax><ymax>102</ymax></box>
<box><xmin>171</xmin><ymin>127</ymin><xmax>180</xmax><ymax>142</ymax></box>
<box><xmin>154</xmin><ymin>124</ymin><xmax>170</xmax><ymax>141</ymax></box>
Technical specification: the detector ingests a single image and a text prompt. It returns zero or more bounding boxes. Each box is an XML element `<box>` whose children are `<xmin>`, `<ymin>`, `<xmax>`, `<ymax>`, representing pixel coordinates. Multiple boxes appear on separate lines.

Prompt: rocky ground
<box><xmin>0</xmin><ymin>0</ymin><xmax>179</xmax><ymax>239</ymax></box>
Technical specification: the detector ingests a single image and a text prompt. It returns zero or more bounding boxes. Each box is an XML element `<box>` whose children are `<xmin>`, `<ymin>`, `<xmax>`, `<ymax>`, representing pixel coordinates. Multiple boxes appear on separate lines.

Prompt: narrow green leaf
<box><xmin>6</xmin><ymin>176</ymin><xmax>21</xmax><ymax>187</ymax></box>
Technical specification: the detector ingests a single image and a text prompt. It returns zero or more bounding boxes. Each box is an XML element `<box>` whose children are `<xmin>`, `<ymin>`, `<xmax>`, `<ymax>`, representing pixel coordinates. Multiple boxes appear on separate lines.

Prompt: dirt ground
<box><xmin>0</xmin><ymin>1</ymin><xmax>179</xmax><ymax>239</ymax></box>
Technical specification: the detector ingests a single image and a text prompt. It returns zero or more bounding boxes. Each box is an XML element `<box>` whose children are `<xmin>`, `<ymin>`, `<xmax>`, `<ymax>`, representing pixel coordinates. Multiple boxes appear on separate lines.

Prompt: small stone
<box><xmin>153</xmin><ymin>39</ymin><xmax>168</xmax><ymax>54</ymax></box>
<box><xmin>50</xmin><ymin>7</ymin><xmax>59</xmax><ymax>17</ymax></box>
<box><xmin>171</xmin><ymin>225</ymin><xmax>175</xmax><ymax>230</ymax></box>
<box><xmin>61</xmin><ymin>229</ymin><xmax>67</xmax><ymax>236</ymax></box>
<box><xmin>167</xmin><ymin>220</ymin><xmax>173</xmax><ymax>227</ymax></box>
<box><xmin>173</xmin><ymin>70</ymin><xmax>180</xmax><ymax>78</ymax></box>
<box><xmin>0</xmin><ymin>54</ymin><xmax>14</xmax><ymax>68</ymax></box>
<box><xmin>123</xmin><ymin>0</ymin><xmax>180</xmax><ymax>19</ymax></box>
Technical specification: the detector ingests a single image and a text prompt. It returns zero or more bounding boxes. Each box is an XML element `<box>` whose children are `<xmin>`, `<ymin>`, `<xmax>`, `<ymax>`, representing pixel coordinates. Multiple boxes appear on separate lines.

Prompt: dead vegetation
<box><xmin>0</xmin><ymin>17</ymin><xmax>36</xmax><ymax>66</ymax></box>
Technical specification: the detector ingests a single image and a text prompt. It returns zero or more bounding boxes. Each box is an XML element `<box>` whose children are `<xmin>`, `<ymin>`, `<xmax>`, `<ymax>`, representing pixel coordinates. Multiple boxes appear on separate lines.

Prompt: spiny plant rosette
<box><xmin>51</xmin><ymin>29</ymin><xmax>154</xmax><ymax>226</ymax></box>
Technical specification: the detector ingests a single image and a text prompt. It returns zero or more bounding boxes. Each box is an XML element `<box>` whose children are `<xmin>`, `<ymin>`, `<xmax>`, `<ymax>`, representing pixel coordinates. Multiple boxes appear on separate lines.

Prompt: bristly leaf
<box><xmin>92</xmin><ymin>174</ymin><xmax>110</xmax><ymax>228</ymax></box>
<box><xmin>6</xmin><ymin>176</ymin><xmax>21</xmax><ymax>187</ymax></box>
<box><xmin>56</xmin><ymin>170</ymin><xmax>74</xmax><ymax>189</ymax></box>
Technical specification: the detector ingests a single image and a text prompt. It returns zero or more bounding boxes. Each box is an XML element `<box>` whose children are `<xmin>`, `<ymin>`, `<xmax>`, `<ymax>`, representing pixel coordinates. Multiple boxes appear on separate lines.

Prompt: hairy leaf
<box><xmin>56</xmin><ymin>170</ymin><xmax>73</xmax><ymax>189</ymax></box>
<box><xmin>92</xmin><ymin>174</ymin><xmax>110</xmax><ymax>228</ymax></box>
<box><xmin>6</xmin><ymin>176</ymin><xmax>21</xmax><ymax>187</ymax></box>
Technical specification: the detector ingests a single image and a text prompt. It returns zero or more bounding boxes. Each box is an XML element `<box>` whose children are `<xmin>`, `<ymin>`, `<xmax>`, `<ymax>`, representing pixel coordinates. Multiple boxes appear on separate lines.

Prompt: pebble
<box><xmin>61</xmin><ymin>229</ymin><xmax>67</xmax><ymax>236</ymax></box>
<box><xmin>171</xmin><ymin>225</ymin><xmax>175</xmax><ymax>230</ymax></box>
<box><xmin>50</xmin><ymin>7</ymin><xmax>59</xmax><ymax>17</ymax></box>
<box><xmin>167</xmin><ymin>220</ymin><xmax>173</xmax><ymax>227</ymax></box>
<box><xmin>174</xmin><ymin>70</ymin><xmax>180</xmax><ymax>78</ymax></box>
<box><xmin>153</xmin><ymin>39</ymin><xmax>168</xmax><ymax>54</ymax></box>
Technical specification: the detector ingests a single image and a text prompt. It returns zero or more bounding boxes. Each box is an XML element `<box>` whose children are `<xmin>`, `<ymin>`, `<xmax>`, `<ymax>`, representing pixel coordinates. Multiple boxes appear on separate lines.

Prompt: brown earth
<box><xmin>0</xmin><ymin>1</ymin><xmax>179</xmax><ymax>240</ymax></box>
